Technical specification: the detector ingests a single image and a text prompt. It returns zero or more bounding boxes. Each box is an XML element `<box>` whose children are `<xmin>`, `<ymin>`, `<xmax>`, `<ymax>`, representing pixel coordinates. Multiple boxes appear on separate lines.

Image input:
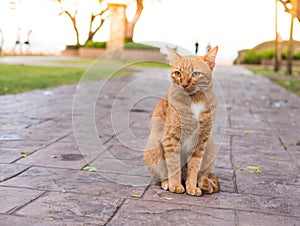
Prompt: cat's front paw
<box><xmin>186</xmin><ymin>186</ymin><xmax>202</xmax><ymax>196</ymax></box>
<box><xmin>161</xmin><ymin>180</ymin><xmax>168</xmax><ymax>190</ymax></box>
<box><xmin>169</xmin><ymin>184</ymin><xmax>185</xmax><ymax>193</ymax></box>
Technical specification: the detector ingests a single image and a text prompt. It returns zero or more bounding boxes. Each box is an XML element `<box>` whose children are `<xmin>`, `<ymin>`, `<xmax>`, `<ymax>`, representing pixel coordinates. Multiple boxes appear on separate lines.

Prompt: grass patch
<box><xmin>48</xmin><ymin>58</ymin><xmax>96</xmax><ymax>65</ymax></box>
<box><xmin>49</xmin><ymin>59</ymin><xmax>169</xmax><ymax>68</ymax></box>
<box><xmin>275</xmin><ymin>79</ymin><xmax>300</xmax><ymax>96</ymax></box>
<box><xmin>246</xmin><ymin>65</ymin><xmax>300</xmax><ymax>77</ymax></box>
<box><xmin>246</xmin><ymin>65</ymin><xmax>300</xmax><ymax>96</ymax></box>
<box><xmin>129</xmin><ymin>61</ymin><xmax>169</xmax><ymax>68</ymax></box>
<box><xmin>124</xmin><ymin>42</ymin><xmax>160</xmax><ymax>51</ymax></box>
<box><xmin>0</xmin><ymin>64</ymin><xmax>130</xmax><ymax>95</ymax></box>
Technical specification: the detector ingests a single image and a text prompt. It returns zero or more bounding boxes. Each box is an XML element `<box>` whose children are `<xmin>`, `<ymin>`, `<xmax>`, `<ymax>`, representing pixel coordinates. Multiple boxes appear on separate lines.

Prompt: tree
<box><xmin>278</xmin><ymin>0</ymin><xmax>300</xmax><ymax>75</ymax></box>
<box><xmin>56</xmin><ymin>0</ymin><xmax>109</xmax><ymax>46</ymax></box>
<box><xmin>86</xmin><ymin>7</ymin><xmax>109</xmax><ymax>44</ymax></box>
<box><xmin>125</xmin><ymin>0</ymin><xmax>144</xmax><ymax>42</ymax></box>
<box><xmin>0</xmin><ymin>29</ymin><xmax>3</xmax><ymax>56</ymax></box>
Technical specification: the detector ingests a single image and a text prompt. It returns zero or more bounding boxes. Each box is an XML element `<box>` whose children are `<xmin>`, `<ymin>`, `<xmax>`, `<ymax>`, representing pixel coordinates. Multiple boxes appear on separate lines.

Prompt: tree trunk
<box><xmin>0</xmin><ymin>29</ymin><xmax>3</xmax><ymax>56</ymax></box>
<box><xmin>85</xmin><ymin>17</ymin><xmax>106</xmax><ymax>44</ymax></box>
<box><xmin>286</xmin><ymin>14</ymin><xmax>294</xmax><ymax>75</ymax></box>
<box><xmin>73</xmin><ymin>19</ymin><xmax>80</xmax><ymax>46</ymax></box>
<box><xmin>84</xmin><ymin>7</ymin><xmax>108</xmax><ymax>45</ymax></box>
<box><xmin>125</xmin><ymin>0</ymin><xmax>144</xmax><ymax>42</ymax></box>
<box><xmin>64</xmin><ymin>10</ymin><xmax>80</xmax><ymax>46</ymax></box>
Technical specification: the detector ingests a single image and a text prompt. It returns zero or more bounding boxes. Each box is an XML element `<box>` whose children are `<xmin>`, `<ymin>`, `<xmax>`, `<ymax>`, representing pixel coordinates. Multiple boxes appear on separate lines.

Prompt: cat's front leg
<box><xmin>162</xmin><ymin>135</ymin><xmax>185</xmax><ymax>194</ymax></box>
<box><xmin>186</xmin><ymin>150</ymin><xmax>203</xmax><ymax>196</ymax></box>
<box><xmin>186</xmin><ymin>109</ymin><xmax>212</xmax><ymax>196</ymax></box>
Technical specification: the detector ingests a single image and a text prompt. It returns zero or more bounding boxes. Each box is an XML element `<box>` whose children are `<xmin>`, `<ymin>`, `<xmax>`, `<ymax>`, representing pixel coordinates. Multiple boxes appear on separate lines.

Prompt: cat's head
<box><xmin>166</xmin><ymin>46</ymin><xmax>218</xmax><ymax>95</ymax></box>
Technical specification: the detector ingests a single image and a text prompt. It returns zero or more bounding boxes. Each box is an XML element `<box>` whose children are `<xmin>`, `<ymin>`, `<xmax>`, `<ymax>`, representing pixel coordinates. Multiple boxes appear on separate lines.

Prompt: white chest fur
<box><xmin>191</xmin><ymin>102</ymin><xmax>206</xmax><ymax>119</ymax></box>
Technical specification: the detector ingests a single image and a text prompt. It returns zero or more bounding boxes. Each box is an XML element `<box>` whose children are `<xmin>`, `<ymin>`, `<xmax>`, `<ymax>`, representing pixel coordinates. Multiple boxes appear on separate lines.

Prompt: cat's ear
<box><xmin>166</xmin><ymin>45</ymin><xmax>181</xmax><ymax>61</ymax></box>
<box><xmin>203</xmin><ymin>46</ymin><xmax>218</xmax><ymax>71</ymax></box>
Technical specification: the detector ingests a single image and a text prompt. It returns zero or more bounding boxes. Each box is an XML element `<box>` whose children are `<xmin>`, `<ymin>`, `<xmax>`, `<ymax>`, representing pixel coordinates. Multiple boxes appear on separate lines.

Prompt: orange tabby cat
<box><xmin>144</xmin><ymin>46</ymin><xmax>220</xmax><ymax>196</ymax></box>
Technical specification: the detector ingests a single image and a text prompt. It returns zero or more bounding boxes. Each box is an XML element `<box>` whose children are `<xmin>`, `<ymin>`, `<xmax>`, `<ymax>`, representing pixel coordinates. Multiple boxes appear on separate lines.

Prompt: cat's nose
<box><xmin>182</xmin><ymin>83</ymin><xmax>188</xmax><ymax>88</ymax></box>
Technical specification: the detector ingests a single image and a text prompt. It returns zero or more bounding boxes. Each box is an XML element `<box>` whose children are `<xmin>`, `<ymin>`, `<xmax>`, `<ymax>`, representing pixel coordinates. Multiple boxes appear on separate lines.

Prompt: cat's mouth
<box><xmin>184</xmin><ymin>86</ymin><xmax>198</xmax><ymax>95</ymax></box>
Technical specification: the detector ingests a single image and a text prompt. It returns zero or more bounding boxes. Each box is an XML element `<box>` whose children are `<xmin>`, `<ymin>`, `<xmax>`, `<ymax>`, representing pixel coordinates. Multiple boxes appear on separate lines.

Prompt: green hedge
<box><xmin>66</xmin><ymin>41</ymin><xmax>159</xmax><ymax>51</ymax></box>
<box><xmin>66</xmin><ymin>45</ymin><xmax>81</xmax><ymax>49</ymax></box>
<box><xmin>241</xmin><ymin>49</ymin><xmax>300</xmax><ymax>64</ymax></box>
<box><xmin>242</xmin><ymin>50</ymin><xmax>261</xmax><ymax>64</ymax></box>
<box><xmin>124</xmin><ymin>42</ymin><xmax>159</xmax><ymax>51</ymax></box>
<box><xmin>84</xmin><ymin>41</ymin><xmax>106</xmax><ymax>48</ymax></box>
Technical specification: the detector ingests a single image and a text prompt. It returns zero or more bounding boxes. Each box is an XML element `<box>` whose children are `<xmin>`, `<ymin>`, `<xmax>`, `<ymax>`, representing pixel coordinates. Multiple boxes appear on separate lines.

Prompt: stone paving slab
<box><xmin>0</xmin><ymin>214</ymin><xmax>69</xmax><ymax>226</ymax></box>
<box><xmin>1</xmin><ymin>63</ymin><xmax>300</xmax><ymax>225</ymax></box>
<box><xmin>16</xmin><ymin>192</ymin><xmax>123</xmax><ymax>225</ymax></box>
<box><xmin>1</xmin><ymin>166</ymin><xmax>145</xmax><ymax>197</ymax></box>
<box><xmin>142</xmin><ymin>186</ymin><xmax>300</xmax><ymax>217</ymax></box>
<box><xmin>16</xmin><ymin>141</ymin><xmax>87</xmax><ymax>169</ymax></box>
<box><xmin>0</xmin><ymin>187</ymin><xmax>44</xmax><ymax>213</ymax></box>
<box><xmin>0</xmin><ymin>164</ymin><xmax>29</xmax><ymax>182</ymax></box>
<box><xmin>108</xmin><ymin>199</ymin><xmax>235</xmax><ymax>226</ymax></box>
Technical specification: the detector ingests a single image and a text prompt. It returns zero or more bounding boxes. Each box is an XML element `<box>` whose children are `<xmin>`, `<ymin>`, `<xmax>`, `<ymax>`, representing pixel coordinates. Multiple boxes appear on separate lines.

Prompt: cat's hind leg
<box><xmin>197</xmin><ymin>139</ymin><xmax>220</xmax><ymax>194</ymax></box>
<box><xmin>198</xmin><ymin>173</ymin><xmax>220</xmax><ymax>194</ymax></box>
<box><xmin>144</xmin><ymin>143</ymin><xmax>168</xmax><ymax>189</ymax></box>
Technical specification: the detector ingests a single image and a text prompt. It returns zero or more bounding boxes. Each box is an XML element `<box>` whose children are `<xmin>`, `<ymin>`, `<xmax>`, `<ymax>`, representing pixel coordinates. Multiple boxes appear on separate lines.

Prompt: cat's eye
<box><xmin>191</xmin><ymin>71</ymin><xmax>204</xmax><ymax>78</ymax></box>
<box><xmin>173</xmin><ymin>71</ymin><xmax>181</xmax><ymax>77</ymax></box>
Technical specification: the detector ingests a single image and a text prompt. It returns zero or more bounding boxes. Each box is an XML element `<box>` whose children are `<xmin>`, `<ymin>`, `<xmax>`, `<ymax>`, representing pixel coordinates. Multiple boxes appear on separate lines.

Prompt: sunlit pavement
<box><xmin>0</xmin><ymin>60</ymin><xmax>300</xmax><ymax>225</ymax></box>
<box><xmin>0</xmin><ymin>55</ymin><xmax>90</xmax><ymax>67</ymax></box>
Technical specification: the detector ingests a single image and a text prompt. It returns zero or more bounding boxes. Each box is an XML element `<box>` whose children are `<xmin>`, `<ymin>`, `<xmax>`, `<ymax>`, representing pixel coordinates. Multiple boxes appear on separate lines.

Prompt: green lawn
<box><xmin>50</xmin><ymin>59</ymin><xmax>169</xmax><ymax>68</ymax></box>
<box><xmin>246</xmin><ymin>65</ymin><xmax>300</xmax><ymax>96</ymax></box>
<box><xmin>130</xmin><ymin>61</ymin><xmax>169</xmax><ymax>68</ymax></box>
<box><xmin>0</xmin><ymin>64</ymin><xmax>130</xmax><ymax>95</ymax></box>
<box><xmin>246</xmin><ymin>65</ymin><xmax>300</xmax><ymax>77</ymax></box>
<box><xmin>0</xmin><ymin>58</ymin><xmax>169</xmax><ymax>96</ymax></box>
<box><xmin>275</xmin><ymin>79</ymin><xmax>300</xmax><ymax>96</ymax></box>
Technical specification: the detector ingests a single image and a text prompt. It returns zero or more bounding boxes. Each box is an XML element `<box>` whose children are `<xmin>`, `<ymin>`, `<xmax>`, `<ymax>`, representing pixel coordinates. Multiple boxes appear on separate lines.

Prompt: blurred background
<box><xmin>0</xmin><ymin>0</ymin><xmax>299</xmax><ymax>64</ymax></box>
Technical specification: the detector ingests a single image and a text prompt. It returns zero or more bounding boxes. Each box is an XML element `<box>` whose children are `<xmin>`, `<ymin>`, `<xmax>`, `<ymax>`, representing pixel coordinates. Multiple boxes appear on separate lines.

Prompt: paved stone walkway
<box><xmin>0</xmin><ymin>62</ymin><xmax>300</xmax><ymax>225</ymax></box>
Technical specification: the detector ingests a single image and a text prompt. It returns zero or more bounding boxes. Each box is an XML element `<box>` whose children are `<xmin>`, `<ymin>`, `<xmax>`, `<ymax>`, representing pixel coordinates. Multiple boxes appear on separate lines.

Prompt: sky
<box><xmin>0</xmin><ymin>0</ymin><xmax>299</xmax><ymax>62</ymax></box>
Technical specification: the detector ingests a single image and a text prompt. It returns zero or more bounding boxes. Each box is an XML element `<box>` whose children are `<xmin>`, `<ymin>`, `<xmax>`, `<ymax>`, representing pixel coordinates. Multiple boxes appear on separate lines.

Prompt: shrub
<box><xmin>241</xmin><ymin>49</ymin><xmax>300</xmax><ymax>64</ymax></box>
<box><xmin>124</xmin><ymin>41</ymin><xmax>160</xmax><ymax>51</ymax></box>
<box><xmin>84</xmin><ymin>41</ymin><xmax>106</xmax><ymax>48</ymax></box>
<box><xmin>242</xmin><ymin>49</ymin><xmax>261</xmax><ymax>64</ymax></box>
<box><xmin>293</xmin><ymin>52</ymin><xmax>300</xmax><ymax>59</ymax></box>
<box><xmin>281</xmin><ymin>51</ymin><xmax>287</xmax><ymax>59</ymax></box>
<box><xmin>260</xmin><ymin>49</ymin><xmax>274</xmax><ymax>59</ymax></box>
<box><xmin>66</xmin><ymin>45</ymin><xmax>81</xmax><ymax>49</ymax></box>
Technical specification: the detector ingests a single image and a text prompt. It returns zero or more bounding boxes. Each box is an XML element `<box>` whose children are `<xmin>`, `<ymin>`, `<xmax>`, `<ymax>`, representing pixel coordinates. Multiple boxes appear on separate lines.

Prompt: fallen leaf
<box><xmin>235</xmin><ymin>166</ymin><xmax>241</xmax><ymax>169</ymax></box>
<box><xmin>243</xmin><ymin>130</ymin><xmax>250</xmax><ymax>136</ymax></box>
<box><xmin>131</xmin><ymin>194</ymin><xmax>140</xmax><ymax>199</ymax></box>
<box><xmin>83</xmin><ymin>166</ymin><xmax>97</xmax><ymax>172</ymax></box>
<box><xmin>21</xmin><ymin>151</ymin><xmax>29</xmax><ymax>158</ymax></box>
<box><xmin>246</xmin><ymin>166</ymin><xmax>258</xmax><ymax>170</ymax></box>
<box><xmin>43</xmin><ymin>217</ymin><xmax>54</xmax><ymax>221</ymax></box>
<box><xmin>256</xmin><ymin>168</ymin><xmax>262</xmax><ymax>174</ymax></box>
<box><xmin>163</xmin><ymin>197</ymin><xmax>174</xmax><ymax>200</ymax></box>
<box><xmin>246</xmin><ymin>166</ymin><xmax>262</xmax><ymax>174</ymax></box>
